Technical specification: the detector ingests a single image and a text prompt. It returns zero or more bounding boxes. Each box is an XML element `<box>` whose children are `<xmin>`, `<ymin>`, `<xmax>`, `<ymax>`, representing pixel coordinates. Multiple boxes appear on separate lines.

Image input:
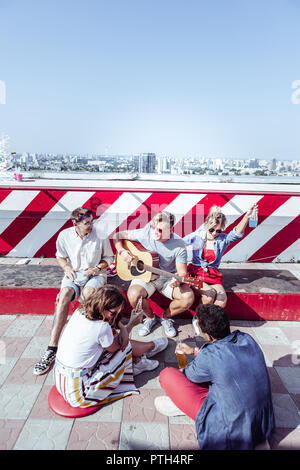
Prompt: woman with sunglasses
<box><xmin>54</xmin><ymin>285</ymin><xmax>168</xmax><ymax>408</ymax></box>
<box><xmin>184</xmin><ymin>204</ymin><xmax>257</xmax><ymax>335</ymax></box>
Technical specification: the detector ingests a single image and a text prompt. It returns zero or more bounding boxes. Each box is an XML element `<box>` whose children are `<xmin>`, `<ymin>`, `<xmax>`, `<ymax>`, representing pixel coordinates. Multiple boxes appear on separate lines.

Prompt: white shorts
<box><xmin>130</xmin><ymin>276</ymin><xmax>174</xmax><ymax>300</ymax></box>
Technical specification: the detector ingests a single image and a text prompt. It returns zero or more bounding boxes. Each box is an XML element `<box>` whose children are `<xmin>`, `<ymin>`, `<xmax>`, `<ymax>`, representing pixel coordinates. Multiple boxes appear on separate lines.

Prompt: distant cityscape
<box><xmin>1</xmin><ymin>151</ymin><xmax>300</xmax><ymax>178</ymax></box>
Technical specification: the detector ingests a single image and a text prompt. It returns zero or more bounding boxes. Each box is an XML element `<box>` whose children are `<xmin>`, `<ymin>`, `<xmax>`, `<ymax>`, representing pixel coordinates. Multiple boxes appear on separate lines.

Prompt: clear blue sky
<box><xmin>1</xmin><ymin>0</ymin><xmax>300</xmax><ymax>159</ymax></box>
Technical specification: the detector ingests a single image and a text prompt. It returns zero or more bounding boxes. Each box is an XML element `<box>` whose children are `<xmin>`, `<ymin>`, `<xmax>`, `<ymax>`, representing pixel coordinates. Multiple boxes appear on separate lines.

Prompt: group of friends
<box><xmin>33</xmin><ymin>204</ymin><xmax>275</xmax><ymax>450</ymax></box>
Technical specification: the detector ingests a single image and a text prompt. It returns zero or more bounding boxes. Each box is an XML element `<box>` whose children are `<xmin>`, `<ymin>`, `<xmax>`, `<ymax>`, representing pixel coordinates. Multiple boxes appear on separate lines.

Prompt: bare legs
<box><xmin>127</xmin><ymin>284</ymin><xmax>194</xmax><ymax>320</ymax></box>
<box><xmin>201</xmin><ymin>282</ymin><xmax>227</xmax><ymax>308</ymax></box>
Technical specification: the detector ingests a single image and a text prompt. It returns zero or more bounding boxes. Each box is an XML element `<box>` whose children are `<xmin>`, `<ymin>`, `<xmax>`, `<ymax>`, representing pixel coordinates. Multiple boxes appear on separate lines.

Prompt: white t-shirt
<box><xmin>56</xmin><ymin>225</ymin><xmax>114</xmax><ymax>271</ymax></box>
<box><xmin>56</xmin><ymin>308</ymin><xmax>114</xmax><ymax>369</ymax></box>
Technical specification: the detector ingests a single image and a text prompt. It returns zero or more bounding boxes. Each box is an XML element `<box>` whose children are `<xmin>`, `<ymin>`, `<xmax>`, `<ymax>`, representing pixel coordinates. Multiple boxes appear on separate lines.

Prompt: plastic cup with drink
<box><xmin>175</xmin><ymin>340</ymin><xmax>187</xmax><ymax>370</ymax></box>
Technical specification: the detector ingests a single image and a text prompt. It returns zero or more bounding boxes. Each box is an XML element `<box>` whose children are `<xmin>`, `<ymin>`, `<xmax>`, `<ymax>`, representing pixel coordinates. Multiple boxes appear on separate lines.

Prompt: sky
<box><xmin>0</xmin><ymin>0</ymin><xmax>300</xmax><ymax>159</ymax></box>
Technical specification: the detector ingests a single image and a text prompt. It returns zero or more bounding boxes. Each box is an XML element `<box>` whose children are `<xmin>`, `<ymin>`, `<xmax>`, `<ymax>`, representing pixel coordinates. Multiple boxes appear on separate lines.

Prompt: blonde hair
<box><xmin>204</xmin><ymin>205</ymin><xmax>227</xmax><ymax>230</ymax></box>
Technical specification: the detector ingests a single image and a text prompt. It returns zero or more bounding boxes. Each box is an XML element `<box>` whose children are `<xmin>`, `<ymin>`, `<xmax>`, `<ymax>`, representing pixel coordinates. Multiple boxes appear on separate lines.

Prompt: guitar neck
<box><xmin>143</xmin><ymin>264</ymin><xmax>183</xmax><ymax>282</ymax></box>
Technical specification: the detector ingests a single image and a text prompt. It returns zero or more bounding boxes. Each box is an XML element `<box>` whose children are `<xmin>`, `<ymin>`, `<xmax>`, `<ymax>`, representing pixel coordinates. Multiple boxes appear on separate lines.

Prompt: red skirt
<box><xmin>187</xmin><ymin>263</ymin><xmax>223</xmax><ymax>286</ymax></box>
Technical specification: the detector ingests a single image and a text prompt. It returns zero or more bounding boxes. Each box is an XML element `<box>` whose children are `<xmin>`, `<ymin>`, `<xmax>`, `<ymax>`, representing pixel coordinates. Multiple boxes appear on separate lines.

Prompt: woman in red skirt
<box><xmin>184</xmin><ymin>204</ymin><xmax>257</xmax><ymax>334</ymax></box>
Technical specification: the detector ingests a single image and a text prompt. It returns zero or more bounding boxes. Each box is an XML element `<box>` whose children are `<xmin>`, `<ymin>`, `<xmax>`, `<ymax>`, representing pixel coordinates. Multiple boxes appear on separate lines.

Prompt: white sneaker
<box><xmin>192</xmin><ymin>316</ymin><xmax>202</xmax><ymax>337</ymax></box>
<box><xmin>139</xmin><ymin>317</ymin><xmax>157</xmax><ymax>337</ymax></box>
<box><xmin>160</xmin><ymin>318</ymin><xmax>176</xmax><ymax>338</ymax></box>
<box><xmin>146</xmin><ymin>337</ymin><xmax>168</xmax><ymax>358</ymax></box>
<box><xmin>154</xmin><ymin>396</ymin><xmax>186</xmax><ymax>417</ymax></box>
<box><xmin>133</xmin><ymin>355</ymin><xmax>159</xmax><ymax>376</ymax></box>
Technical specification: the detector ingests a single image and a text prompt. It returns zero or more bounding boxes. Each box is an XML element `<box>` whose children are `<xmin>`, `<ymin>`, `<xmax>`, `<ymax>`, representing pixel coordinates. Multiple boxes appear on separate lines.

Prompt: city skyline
<box><xmin>1</xmin><ymin>1</ymin><xmax>300</xmax><ymax>159</ymax></box>
<box><xmin>3</xmin><ymin>150</ymin><xmax>300</xmax><ymax>178</ymax></box>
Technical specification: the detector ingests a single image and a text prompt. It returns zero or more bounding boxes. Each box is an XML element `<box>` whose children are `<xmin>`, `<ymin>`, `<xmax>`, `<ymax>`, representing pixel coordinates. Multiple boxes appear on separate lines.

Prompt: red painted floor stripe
<box><xmin>0</xmin><ymin>287</ymin><xmax>299</xmax><ymax>320</ymax></box>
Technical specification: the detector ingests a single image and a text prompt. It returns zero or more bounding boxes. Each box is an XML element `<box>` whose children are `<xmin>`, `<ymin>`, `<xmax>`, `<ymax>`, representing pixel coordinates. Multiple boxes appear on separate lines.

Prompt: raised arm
<box><xmin>235</xmin><ymin>203</ymin><xmax>258</xmax><ymax>235</ymax></box>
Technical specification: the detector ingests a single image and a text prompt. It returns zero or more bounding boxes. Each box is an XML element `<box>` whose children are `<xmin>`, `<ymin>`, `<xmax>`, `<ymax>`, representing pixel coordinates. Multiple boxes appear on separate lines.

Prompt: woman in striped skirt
<box><xmin>54</xmin><ymin>284</ymin><xmax>168</xmax><ymax>408</ymax></box>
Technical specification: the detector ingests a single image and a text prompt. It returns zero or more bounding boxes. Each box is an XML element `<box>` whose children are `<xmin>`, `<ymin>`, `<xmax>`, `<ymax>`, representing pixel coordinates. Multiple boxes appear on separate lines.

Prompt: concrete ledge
<box><xmin>0</xmin><ymin>261</ymin><xmax>299</xmax><ymax>320</ymax></box>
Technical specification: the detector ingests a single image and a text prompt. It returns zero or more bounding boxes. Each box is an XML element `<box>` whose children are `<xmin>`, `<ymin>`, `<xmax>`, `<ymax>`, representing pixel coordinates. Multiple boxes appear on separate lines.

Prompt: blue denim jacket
<box><xmin>183</xmin><ymin>227</ymin><xmax>244</xmax><ymax>270</ymax></box>
<box><xmin>184</xmin><ymin>331</ymin><xmax>275</xmax><ymax>450</ymax></box>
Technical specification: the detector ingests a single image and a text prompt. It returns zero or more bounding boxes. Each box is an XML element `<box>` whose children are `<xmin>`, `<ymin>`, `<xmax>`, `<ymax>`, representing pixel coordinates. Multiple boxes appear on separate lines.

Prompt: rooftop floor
<box><xmin>1</xmin><ymin>316</ymin><xmax>300</xmax><ymax>450</ymax></box>
<box><xmin>0</xmin><ymin>260</ymin><xmax>299</xmax><ymax>451</ymax></box>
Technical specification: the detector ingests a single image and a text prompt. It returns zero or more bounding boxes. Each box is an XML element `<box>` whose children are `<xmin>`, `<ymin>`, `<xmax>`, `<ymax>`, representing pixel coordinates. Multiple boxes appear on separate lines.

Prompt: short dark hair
<box><xmin>152</xmin><ymin>211</ymin><xmax>176</xmax><ymax>228</ymax></box>
<box><xmin>70</xmin><ymin>207</ymin><xmax>93</xmax><ymax>223</ymax></box>
<box><xmin>195</xmin><ymin>304</ymin><xmax>230</xmax><ymax>340</ymax></box>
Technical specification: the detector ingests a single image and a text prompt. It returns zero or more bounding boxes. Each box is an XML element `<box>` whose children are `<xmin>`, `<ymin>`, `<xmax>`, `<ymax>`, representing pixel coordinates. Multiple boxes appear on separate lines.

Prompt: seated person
<box><xmin>33</xmin><ymin>206</ymin><xmax>114</xmax><ymax>375</ymax></box>
<box><xmin>114</xmin><ymin>211</ymin><xmax>194</xmax><ymax>338</ymax></box>
<box><xmin>54</xmin><ymin>285</ymin><xmax>168</xmax><ymax>408</ymax></box>
<box><xmin>183</xmin><ymin>203</ymin><xmax>257</xmax><ymax>335</ymax></box>
<box><xmin>155</xmin><ymin>304</ymin><xmax>275</xmax><ymax>450</ymax></box>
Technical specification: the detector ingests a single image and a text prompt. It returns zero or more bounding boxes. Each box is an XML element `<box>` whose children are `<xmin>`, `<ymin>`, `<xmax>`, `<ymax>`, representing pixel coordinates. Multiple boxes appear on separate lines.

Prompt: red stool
<box><xmin>48</xmin><ymin>385</ymin><xmax>101</xmax><ymax>418</ymax></box>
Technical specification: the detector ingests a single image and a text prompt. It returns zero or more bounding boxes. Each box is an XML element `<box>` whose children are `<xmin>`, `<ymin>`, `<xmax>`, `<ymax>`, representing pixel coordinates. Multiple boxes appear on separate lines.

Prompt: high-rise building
<box><xmin>138</xmin><ymin>153</ymin><xmax>156</xmax><ymax>173</ymax></box>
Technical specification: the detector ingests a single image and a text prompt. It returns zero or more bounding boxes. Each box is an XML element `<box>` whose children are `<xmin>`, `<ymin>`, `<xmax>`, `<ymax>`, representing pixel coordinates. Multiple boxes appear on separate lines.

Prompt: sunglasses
<box><xmin>152</xmin><ymin>226</ymin><xmax>172</xmax><ymax>234</ymax></box>
<box><xmin>208</xmin><ymin>228</ymin><xmax>222</xmax><ymax>234</ymax></box>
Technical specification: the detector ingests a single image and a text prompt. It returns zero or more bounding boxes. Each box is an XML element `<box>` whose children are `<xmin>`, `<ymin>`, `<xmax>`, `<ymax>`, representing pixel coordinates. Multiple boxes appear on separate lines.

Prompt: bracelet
<box><xmin>194</xmin><ymin>347</ymin><xmax>200</xmax><ymax>356</ymax></box>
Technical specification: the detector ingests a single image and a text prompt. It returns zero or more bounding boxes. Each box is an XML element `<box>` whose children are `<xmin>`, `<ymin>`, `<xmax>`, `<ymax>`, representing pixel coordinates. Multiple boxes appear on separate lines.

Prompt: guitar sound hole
<box><xmin>136</xmin><ymin>260</ymin><xmax>145</xmax><ymax>272</ymax></box>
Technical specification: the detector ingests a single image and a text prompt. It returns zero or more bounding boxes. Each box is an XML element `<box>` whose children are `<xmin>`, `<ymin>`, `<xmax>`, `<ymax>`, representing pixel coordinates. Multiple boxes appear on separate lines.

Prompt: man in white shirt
<box><xmin>33</xmin><ymin>206</ymin><xmax>114</xmax><ymax>375</ymax></box>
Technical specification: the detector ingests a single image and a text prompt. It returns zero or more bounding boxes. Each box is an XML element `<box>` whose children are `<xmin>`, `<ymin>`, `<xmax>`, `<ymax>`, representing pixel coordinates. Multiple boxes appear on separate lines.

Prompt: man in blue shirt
<box><xmin>156</xmin><ymin>304</ymin><xmax>275</xmax><ymax>450</ymax></box>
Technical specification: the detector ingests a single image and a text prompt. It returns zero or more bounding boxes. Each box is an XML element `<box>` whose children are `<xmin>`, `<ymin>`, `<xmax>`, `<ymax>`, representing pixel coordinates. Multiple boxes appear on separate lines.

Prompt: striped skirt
<box><xmin>54</xmin><ymin>343</ymin><xmax>139</xmax><ymax>408</ymax></box>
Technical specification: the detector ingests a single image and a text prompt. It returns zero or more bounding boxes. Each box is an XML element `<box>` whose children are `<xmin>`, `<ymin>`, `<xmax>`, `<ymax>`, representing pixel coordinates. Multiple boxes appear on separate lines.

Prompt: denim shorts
<box><xmin>60</xmin><ymin>271</ymin><xmax>107</xmax><ymax>301</ymax></box>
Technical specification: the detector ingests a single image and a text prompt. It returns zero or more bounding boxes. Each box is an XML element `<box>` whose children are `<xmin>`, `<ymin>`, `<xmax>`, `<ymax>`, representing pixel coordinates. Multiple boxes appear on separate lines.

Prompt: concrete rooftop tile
<box><xmin>269</xmin><ymin>427</ymin><xmax>300</xmax><ymax>450</ymax></box>
<box><xmin>252</xmin><ymin>327</ymin><xmax>290</xmax><ymax>346</ymax></box>
<box><xmin>13</xmin><ymin>418</ymin><xmax>73</xmax><ymax>450</ymax></box>
<box><xmin>122</xmin><ymin>389</ymin><xmax>168</xmax><ymax>423</ymax></box>
<box><xmin>275</xmin><ymin>367</ymin><xmax>300</xmax><ymax>394</ymax></box>
<box><xmin>169</xmin><ymin>423</ymin><xmax>199</xmax><ymax>450</ymax></box>
<box><xmin>67</xmin><ymin>421</ymin><xmax>121</xmax><ymax>450</ymax></box>
<box><xmin>0</xmin><ymin>384</ymin><xmax>42</xmax><ymax>419</ymax></box>
<box><xmin>0</xmin><ymin>419</ymin><xmax>25</xmax><ymax>450</ymax></box>
<box><xmin>272</xmin><ymin>393</ymin><xmax>300</xmax><ymax>429</ymax></box>
<box><xmin>119</xmin><ymin>422</ymin><xmax>169</xmax><ymax>450</ymax></box>
<box><xmin>3</xmin><ymin>316</ymin><xmax>44</xmax><ymax>338</ymax></box>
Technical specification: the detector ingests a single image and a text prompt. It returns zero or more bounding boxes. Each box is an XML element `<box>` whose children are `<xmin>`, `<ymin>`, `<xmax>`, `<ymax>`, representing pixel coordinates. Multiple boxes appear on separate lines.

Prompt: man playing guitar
<box><xmin>113</xmin><ymin>211</ymin><xmax>195</xmax><ymax>338</ymax></box>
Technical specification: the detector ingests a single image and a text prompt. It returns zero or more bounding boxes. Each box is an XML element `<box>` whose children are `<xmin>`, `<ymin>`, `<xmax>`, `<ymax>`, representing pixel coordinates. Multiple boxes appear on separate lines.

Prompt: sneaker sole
<box><xmin>33</xmin><ymin>360</ymin><xmax>55</xmax><ymax>376</ymax></box>
<box><xmin>133</xmin><ymin>361</ymin><xmax>159</xmax><ymax>376</ymax></box>
<box><xmin>154</xmin><ymin>397</ymin><xmax>186</xmax><ymax>416</ymax></box>
<box><xmin>33</xmin><ymin>366</ymin><xmax>53</xmax><ymax>376</ymax></box>
<box><xmin>146</xmin><ymin>339</ymin><xmax>169</xmax><ymax>358</ymax></box>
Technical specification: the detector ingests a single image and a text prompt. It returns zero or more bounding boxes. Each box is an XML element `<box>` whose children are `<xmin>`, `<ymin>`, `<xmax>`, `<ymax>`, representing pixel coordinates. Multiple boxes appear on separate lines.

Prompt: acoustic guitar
<box><xmin>115</xmin><ymin>240</ymin><xmax>204</xmax><ymax>290</ymax></box>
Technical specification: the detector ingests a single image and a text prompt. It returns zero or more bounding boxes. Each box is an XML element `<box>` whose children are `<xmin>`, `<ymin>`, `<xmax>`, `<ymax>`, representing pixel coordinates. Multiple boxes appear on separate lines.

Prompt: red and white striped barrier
<box><xmin>0</xmin><ymin>183</ymin><xmax>299</xmax><ymax>262</ymax></box>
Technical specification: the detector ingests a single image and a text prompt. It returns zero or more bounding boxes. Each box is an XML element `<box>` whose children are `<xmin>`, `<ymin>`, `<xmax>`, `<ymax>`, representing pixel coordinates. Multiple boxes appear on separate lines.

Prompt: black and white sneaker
<box><xmin>33</xmin><ymin>349</ymin><xmax>56</xmax><ymax>376</ymax></box>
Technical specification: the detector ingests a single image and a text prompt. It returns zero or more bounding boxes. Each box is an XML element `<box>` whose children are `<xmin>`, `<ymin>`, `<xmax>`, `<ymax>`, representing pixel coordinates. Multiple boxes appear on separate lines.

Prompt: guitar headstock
<box><xmin>184</xmin><ymin>276</ymin><xmax>203</xmax><ymax>289</ymax></box>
